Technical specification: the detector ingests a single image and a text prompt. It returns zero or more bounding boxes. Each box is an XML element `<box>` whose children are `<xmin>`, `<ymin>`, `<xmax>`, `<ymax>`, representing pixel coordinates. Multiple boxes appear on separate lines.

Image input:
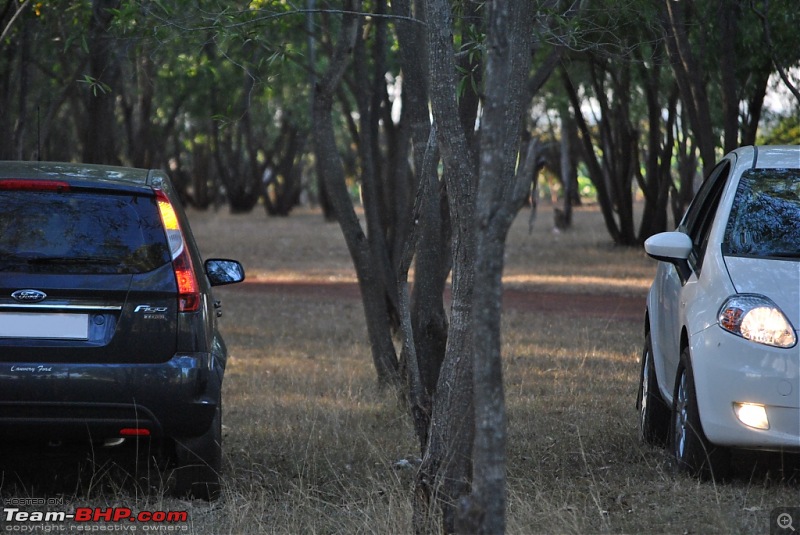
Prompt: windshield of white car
<box><xmin>723</xmin><ymin>168</ymin><xmax>800</xmax><ymax>259</ymax></box>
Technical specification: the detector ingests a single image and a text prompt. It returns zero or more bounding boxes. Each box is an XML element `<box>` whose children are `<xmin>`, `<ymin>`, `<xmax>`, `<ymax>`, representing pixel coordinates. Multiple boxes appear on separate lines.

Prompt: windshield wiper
<box><xmin>767</xmin><ymin>252</ymin><xmax>800</xmax><ymax>259</ymax></box>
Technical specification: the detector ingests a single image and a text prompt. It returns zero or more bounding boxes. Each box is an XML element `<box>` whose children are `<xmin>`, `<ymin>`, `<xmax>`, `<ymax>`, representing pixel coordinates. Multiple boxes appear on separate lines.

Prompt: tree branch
<box><xmin>751</xmin><ymin>0</ymin><xmax>800</xmax><ymax>106</ymax></box>
<box><xmin>0</xmin><ymin>0</ymin><xmax>30</xmax><ymax>44</ymax></box>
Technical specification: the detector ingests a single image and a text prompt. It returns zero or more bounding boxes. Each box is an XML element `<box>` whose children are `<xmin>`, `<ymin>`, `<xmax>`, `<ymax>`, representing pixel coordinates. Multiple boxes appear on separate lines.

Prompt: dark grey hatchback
<box><xmin>0</xmin><ymin>162</ymin><xmax>244</xmax><ymax>500</ymax></box>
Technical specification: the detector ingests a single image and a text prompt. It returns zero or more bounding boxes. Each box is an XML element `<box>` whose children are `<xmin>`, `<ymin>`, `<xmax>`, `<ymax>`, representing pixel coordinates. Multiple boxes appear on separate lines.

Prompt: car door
<box><xmin>656</xmin><ymin>159</ymin><xmax>733</xmax><ymax>395</ymax></box>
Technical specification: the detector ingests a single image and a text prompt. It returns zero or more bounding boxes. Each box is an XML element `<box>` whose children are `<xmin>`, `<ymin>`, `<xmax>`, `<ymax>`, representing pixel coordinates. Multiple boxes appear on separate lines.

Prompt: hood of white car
<box><xmin>724</xmin><ymin>256</ymin><xmax>800</xmax><ymax>326</ymax></box>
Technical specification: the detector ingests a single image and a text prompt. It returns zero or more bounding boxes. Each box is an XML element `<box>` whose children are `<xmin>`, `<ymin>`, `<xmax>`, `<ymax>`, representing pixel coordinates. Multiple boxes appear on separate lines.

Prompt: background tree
<box><xmin>2</xmin><ymin>1</ymin><xmax>800</xmax><ymax>532</ymax></box>
<box><xmin>83</xmin><ymin>0</ymin><xmax>122</xmax><ymax>164</ymax></box>
<box><xmin>660</xmin><ymin>0</ymin><xmax>799</xmax><ymax>173</ymax></box>
<box><xmin>464</xmin><ymin>2</ymin><xmax>537</xmax><ymax>530</ymax></box>
<box><xmin>410</xmin><ymin>1</ymin><xmax>561</xmax><ymax>531</ymax></box>
<box><xmin>2</xmin><ymin>0</ymin><xmax>798</xmax><ymax>223</ymax></box>
<box><xmin>311</xmin><ymin>0</ymin><xmax>401</xmax><ymax>388</ymax></box>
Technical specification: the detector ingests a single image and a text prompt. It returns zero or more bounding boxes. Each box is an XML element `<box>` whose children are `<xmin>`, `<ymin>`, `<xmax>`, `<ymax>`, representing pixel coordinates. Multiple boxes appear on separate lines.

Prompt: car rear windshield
<box><xmin>0</xmin><ymin>190</ymin><xmax>171</xmax><ymax>274</ymax></box>
<box><xmin>723</xmin><ymin>168</ymin><xmax>800</xmax><ymax>259</ymax></box>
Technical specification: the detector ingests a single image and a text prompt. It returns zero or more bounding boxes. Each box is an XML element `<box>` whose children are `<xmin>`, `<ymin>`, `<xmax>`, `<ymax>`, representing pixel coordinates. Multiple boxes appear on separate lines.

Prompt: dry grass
<box><xmin>1</xmin><ymin>203</ymin><xmax>797</xmax><ymax>534</ymax></box>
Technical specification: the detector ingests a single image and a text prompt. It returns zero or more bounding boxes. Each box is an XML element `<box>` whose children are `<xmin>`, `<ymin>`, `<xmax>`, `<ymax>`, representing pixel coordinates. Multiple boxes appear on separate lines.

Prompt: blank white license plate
<box><xmin>0</xmin><ymin>313</ymin><xmax>89</xmax><ymax>340</ymax></box>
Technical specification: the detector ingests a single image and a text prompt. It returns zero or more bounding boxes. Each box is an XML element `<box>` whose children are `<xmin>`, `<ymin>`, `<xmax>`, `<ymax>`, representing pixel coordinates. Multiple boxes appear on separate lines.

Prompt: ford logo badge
<box><xmin>11</xmin><ymin>289</ymin><xmax>47</xmax><ymax>303</ymax></box>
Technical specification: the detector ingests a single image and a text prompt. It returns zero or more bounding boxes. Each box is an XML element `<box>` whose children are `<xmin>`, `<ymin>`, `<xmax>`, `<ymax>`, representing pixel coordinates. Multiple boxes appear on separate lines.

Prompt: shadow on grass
<box><xmin>730</xmin><ymin>450</ymin><xmax>800</xmax><ymax>486</ymax></box>
<box><xmin>0</xmin><ymin>438</ymin><xmax>172</xmax><ymax>499</ymax></box>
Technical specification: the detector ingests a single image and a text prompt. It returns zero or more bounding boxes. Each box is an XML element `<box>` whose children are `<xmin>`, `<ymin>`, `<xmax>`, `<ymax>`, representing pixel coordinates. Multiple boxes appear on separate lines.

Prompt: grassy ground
<box><xmin>2</xmin><ymin>203</ymin><xmax>797</xmax><ymax>534</ymax></box>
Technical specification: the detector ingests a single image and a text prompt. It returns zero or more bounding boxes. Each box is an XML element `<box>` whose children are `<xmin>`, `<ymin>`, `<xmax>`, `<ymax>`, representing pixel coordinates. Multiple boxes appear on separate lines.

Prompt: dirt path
<box><xmin>229</xmin><ymin>280</ymin><xmax>646</xmax><ymax>323</ymax></box>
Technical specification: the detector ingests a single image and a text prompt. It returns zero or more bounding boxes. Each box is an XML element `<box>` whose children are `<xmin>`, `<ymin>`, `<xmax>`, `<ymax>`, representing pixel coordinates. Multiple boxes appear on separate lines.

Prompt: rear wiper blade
<box><xmin>27</xmin><ymin>256</ymin><xmax>120</xmax><ymax>266</ymax></box>
<box><xmin>0</xmin><ymin>259</ymin><xmax>31</xmax><ymax>269</ymax></box>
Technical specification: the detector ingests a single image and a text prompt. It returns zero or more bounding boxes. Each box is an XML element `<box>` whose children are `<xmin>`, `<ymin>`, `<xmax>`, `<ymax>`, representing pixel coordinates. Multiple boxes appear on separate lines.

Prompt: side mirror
<box><xmin>205</xmin><ymin>259</ymin><xmax>245</xmax><ymax>286</ymax></box>
<box><xmin>644</xmin><ymin>232</ymin><xmax>692</xmax><ymax>282</ymax></box>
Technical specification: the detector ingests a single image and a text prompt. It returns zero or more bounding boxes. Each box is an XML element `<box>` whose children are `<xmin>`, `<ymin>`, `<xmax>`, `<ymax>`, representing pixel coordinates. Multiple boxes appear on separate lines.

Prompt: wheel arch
<box><xmin>680</xmin><ymin>327</ymin><xmax>690</xmax><ymax>356</ymax></box>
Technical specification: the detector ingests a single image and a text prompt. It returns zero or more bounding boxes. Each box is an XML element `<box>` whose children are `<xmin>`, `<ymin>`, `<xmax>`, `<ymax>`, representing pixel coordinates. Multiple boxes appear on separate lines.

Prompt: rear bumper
<box><xmin>0</xmin><ymin>353</ymin><xmax>221</xmax><ymax>440</ymax></box>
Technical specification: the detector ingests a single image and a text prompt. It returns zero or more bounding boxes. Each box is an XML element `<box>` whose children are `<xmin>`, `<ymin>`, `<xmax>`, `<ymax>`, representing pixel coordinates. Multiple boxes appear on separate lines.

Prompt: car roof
<box><xmin>732</xmin><ymin>145</ymin><xmax>800</xmax><ymax>169</ymax></box>
<box><xmin>0</xmin><ymin>161</ymin><xmax>155</xmax><ymax>188</ymax></box>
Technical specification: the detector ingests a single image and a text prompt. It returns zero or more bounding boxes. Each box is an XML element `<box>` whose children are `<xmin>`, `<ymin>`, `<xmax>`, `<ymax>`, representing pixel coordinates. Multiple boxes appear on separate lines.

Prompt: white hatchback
<box><xmin>639</xmin><ymin>145</ymin><xmax>800</xmax><ymax>480</ymax></box>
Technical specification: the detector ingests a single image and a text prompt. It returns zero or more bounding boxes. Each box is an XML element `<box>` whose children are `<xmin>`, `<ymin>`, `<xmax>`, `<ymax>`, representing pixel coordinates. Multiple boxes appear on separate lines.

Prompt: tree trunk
<box><xmin>559</xmin><ymin>109</ymin><xmax>577</xmax><ymax>228</ymax></box>
<box><xmin>83</xmin><ymin>0</ymin><xmax>121</xmax><ymax>165</ymax></box>
<box><xmin>311</xmin><ymin>0</ymin><xmax>400</xmax><ymax>388</ymax></box>
<box><xmin>740</xmin><ymin>68</ymin><xmax>771</xmax><ymax>146</ymax></box>
<box><xmin>672</xmin><ymin>109</ymin><xmax>698</xmax><ymax>223</ymax></box>
<box><xmin>351</xmin><ymin>12</ymin><xmax>401</xmax><ymax>333</ymax></box>
<box><xmin>660</xmin><ymin>0</ymin><xmax>716</xmax><ymax>174</ymax></box>
<box><xmin>392</xmin><ymin>0</ymin><xmax>450</xmax><ymax>414</ymax></box>
<box><xmin>397</xmin><ymin>126</ymin><xmax>439</xmax><ymax>452</ymax></box>
<box><xmin>563</xmin><ymin>71</ymin><xmax>623</xmax><ymax>244</ymax></box>
<box><xmin>12</xmin><ymin>12</ymin><xmax>28</xmax><ymax>159</ymax></box>
<box><xmin>458</xmin><ymin>3</ymin><xmax>534</xmax><ymax>532</ymax></box>
<box><xmin>414</xmin><ymin>0</ymin><xmax>479</xmax><ymax>530</ymax></box>
<box><xmin>638</xmin><ymin>82</ymin><xmax>678</xmax><ymax>242</ymax></box>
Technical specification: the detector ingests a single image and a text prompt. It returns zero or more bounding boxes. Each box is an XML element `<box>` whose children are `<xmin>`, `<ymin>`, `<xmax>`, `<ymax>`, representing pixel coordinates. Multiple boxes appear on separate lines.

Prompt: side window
<box><xmin>679</xmin><ymin>161</ymin><xmax>732</xmax><ymax>273</ymax></box>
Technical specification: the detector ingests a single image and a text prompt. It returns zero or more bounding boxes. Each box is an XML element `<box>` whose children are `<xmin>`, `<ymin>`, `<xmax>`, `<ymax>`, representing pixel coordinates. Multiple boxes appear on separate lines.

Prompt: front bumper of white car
<box><xmin>690</xmin><ymin>325</ymin><xmax>800</xmax><ymax>450</ymax></box>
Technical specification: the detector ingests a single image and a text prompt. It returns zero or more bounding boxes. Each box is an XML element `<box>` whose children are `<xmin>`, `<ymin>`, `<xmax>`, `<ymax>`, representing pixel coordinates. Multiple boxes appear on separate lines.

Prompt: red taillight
<box><xmin>119</xmin><ymin>428</ymin><xmax>151</xmax><ymax>437</ymax></box>
<box><xmin>173</xmin><ymin>250</ymin><xmax>200</xmax><ymax>311</ymax></box>
<box><xmin>154</xmin><ymin>189</ymin><xmax>201</xmax><ymax>312</ymax></box>
<box><xmin>0</xmin><ymin>179</ymin><xmax>70</xmax><ymax>192</ymax></box>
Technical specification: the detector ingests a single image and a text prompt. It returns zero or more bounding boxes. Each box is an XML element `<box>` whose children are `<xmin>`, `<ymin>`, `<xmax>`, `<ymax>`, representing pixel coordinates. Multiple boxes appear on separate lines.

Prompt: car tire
<box><xmin>172</xmin><ymin>400</ymin><xmax>222</xmax><ymax>500</ymax></box>
<box><xmin>637</xmin><ymin>333</ymin><xmax>670</xmax><ymax>446</ymax></box>
<box><xmin>670</xmin><ymin>348</ymin><xmax>730</xmax><ymax>481</ymax></box>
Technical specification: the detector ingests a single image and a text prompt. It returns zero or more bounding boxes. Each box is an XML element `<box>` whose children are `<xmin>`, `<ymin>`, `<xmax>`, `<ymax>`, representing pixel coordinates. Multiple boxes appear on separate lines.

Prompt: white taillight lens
<box><xmin>719</xmin><ymin>295</ymin><xmax>796</xmax><ymax>348</ymax></box>
<box><xmin>154</xmin><ymin>189</ymin><xmax>200</xmax><ymax>312</ymax></box>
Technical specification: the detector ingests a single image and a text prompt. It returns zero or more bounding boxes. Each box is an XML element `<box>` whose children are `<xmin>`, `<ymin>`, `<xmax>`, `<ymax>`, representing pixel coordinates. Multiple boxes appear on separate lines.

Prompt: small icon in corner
<box><xmin>778</xmin><ymin>513</ymin><xmax>796</xmax><ymax>532</ymax></box>
<box><xmin>773</xmin><ymin>508</ymin><xmax>800</xmax><ymax>535</ymax></box>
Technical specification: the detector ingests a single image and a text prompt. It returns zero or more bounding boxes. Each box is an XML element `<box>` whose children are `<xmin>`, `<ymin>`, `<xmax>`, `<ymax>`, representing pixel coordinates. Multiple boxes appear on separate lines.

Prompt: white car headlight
<box><xmin>718</xmin><ymin>295</ymin><xmax>797</xmax><ymax>348</ymax></box>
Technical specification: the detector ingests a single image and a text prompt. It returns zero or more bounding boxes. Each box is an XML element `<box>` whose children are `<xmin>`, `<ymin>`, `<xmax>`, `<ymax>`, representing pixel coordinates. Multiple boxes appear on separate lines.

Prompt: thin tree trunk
<box><xmin>397</xmin><ymin>127</ymin><xmax>439</xmax><ymax>451</ymax></box>
<box><xmin>311</xmin><ymin>0</ymin><xmax>400</xmax><ymax>388</ymax></box>
<box><xmin>352</xmin><ymin>14</ymin><xmax>401</xmax><ymax>333</ymax></box>
<box><xmin>563</xmin><ymin>71</ymin><xmax>623</xmax><ymax>244</ymax></box>
<box><xmin>83</xmin><ymin>0</ymin><xmax>121</xmax><ymax>165</ymax></box>
<box><xmin>661</xmin><ymin>0</ymin><xmax>716</xmax><ymax>174</ymax></box>
<box><xmin>415</xmin><ymin>0</ymin><xmax>479</xmax><ymax>530</ymax></box>
<box><xmin>392</xmin><ymin>0</ymin><xmax>450</xmax><ymax>408</ymax></box>
<box><xmin>458</xmin><ymin>3</ymin><xmax>535</xmax><ymax>532</ymax></box>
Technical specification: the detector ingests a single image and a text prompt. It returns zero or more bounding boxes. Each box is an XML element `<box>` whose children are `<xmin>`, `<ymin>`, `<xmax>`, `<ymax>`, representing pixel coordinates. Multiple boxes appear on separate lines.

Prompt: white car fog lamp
<box><xmin>719</xmin><ymin>295</ymin><xmax>797</xmax><ymax>348</ymax></box>
<box><xmin>733</xmin><ymin>402</ymin><xmax>769</xmax><ymax>430</ymax></box>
